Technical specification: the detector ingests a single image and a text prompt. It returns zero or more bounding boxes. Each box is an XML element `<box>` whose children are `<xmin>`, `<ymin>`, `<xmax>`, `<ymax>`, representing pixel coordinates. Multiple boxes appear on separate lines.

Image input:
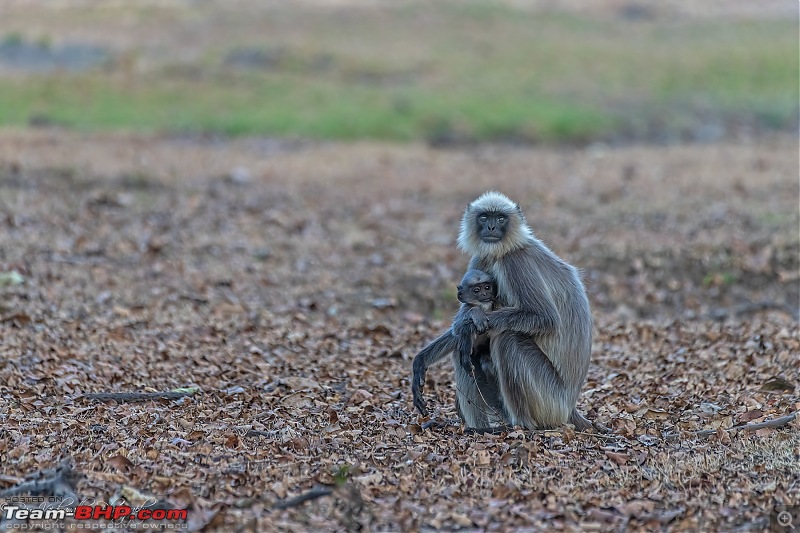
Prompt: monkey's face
<box><xmin>475</xmin><ymin>211</ymin><xmax>509</xmax><ymax>243</ymax></box>
<box><xmin>457</xmin><ymin>280</ymin><xmax>496</xmax><ymax>305</ymax></box>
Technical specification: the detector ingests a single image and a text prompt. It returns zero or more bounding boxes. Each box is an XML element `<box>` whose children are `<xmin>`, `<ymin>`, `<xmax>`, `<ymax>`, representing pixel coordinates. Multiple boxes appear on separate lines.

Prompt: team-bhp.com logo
<box><xmin>0</xmin><ymin>504</ymin><xmax>188</xmax><ymax>527</ymax></box>
<box><xmin>4</xmin><ymin>505</ymin><xmax>187</xmax><ymax>521</ymax></box>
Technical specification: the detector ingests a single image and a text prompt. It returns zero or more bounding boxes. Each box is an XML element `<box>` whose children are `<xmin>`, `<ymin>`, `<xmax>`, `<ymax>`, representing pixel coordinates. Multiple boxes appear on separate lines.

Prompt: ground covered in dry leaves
<box><xmin>0</xmin><ymin>131</ymin><xmax>798</xmax><ymax>531</ymax></box>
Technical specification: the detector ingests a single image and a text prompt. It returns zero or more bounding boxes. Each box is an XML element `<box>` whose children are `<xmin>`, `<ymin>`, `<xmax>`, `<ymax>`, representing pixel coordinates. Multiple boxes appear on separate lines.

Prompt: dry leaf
<box><xmin>587</xmin><ymin>508</ymin><xmax>621</xmax><ymax>524</ymax></box>
<box><xmin>760</xmin><ymin>377</ymin><xmax>794</xmax><ymax>393</ymax></box>
<box><xmin>644</xmin><ymin>408</ymin><xmax>670</xmax><ymax>421</ymax></box>
<box><xmin>1</xmin><ymin>124</ymin><xmax>796</xmax><ymax>533</ymax></box>
<box><xmin>349</xmin><ymin>389</ymin><xmax>373</xmax><ymax>405</ymax></box>
<box><xmin>186</xmin><ymin>507</ymin><xmax>224</xmax><ymax>532</ymax></box>
<box><xmin>115</xmin><ymin>486</ymin><xmax>157</xmax><ymax>507</ymax></box>
<box><xmin>616</xmin><ymin>499</ymin><xmax>655</xmax><ymax>517</ymax></box>
<box><xmin>475</xmin><ymin>450</ymin><xmax>491</xmax><ymax>466</ymax></box>
<box><xmin>737</xmin><ymin>410</ymin><xmax>764</xmax><ymax>423</ymax></box>
<box><xmin>605</xmin><ymin>451</ymin><xmax>629</xmax><ymax>465</ymax></box>
<box><xmin>107</xmin><ymin>454</ymin><xmax>134</xmax><ymax>474</ymax></box>
<box><xmin>714</xmin><ymin>427</ymin><xmax>732</xmax><ymax>445</ymax></box>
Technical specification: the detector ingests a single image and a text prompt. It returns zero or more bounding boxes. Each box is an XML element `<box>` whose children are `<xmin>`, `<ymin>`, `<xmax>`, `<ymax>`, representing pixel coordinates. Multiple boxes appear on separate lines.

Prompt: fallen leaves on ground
<box><xmin>0</xmin><ymin>132</ymin><xmax>797</xmax><ymax>531</ymax></box>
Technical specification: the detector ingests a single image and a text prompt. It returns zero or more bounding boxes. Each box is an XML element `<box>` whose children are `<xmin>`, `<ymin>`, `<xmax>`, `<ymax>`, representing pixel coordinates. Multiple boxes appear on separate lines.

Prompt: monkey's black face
<box><xmin>457</xmin><ymin>281</ymin><xmax>496</xmax><ymax>305</ymax></box>
<box><xmin>476</xmin><ymin>212</ymin><xmax>509</xmax><ymax>243</ymax></box>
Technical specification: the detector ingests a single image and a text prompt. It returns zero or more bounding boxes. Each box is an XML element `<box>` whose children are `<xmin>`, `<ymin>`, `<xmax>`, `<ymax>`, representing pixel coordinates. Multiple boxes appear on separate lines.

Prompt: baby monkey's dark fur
<box><xmin>454</xmin><ymin>269</ymin><xmax>508</xmax><ymax>423</ymax></box>
<box><xmin>455</xmin><ymin>268</ymin><xmax>495</xmax><ymax>372</ymax></box>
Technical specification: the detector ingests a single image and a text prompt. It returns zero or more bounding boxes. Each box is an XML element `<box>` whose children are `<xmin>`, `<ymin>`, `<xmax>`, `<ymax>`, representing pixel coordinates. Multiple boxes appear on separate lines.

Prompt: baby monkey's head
<box><xmin>457</xmin><ymin>269</ymin><xmax>496</xmax><ymax>306</ymax></box>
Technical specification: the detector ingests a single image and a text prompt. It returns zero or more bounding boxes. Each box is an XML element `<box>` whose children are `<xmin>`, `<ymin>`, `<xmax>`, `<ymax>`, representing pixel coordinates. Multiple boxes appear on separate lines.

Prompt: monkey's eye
<box><xmin>473</xmin><ymin>287</ymin><xmax>480</xmax><ymax>293</ymax></box>
<box><xmin>497</xmin><ymin>216</ymin><xmax>506</xmax><ymax>224</ymax></box>
<box><xmin>485</xmin><ymin>285</ymin><xmax>491</xmax><ymax>290</ymax></box>
<box><xmin>478</xmin><ymin>215</ymin><xmax>488</xmax><ymax>223</ymax></box>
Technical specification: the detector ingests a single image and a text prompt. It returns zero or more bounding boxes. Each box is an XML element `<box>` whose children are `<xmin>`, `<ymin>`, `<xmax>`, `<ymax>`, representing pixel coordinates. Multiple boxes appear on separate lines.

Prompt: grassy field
<box><xmin>0</xmin><ymin>1</ymin><xmax>796</xmax><ymax>143</ymax></box>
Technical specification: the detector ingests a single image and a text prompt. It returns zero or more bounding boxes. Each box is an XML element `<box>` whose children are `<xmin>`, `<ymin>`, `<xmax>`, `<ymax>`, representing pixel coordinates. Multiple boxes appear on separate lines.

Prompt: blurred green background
<box><xmin>0</xmin><ymin>0</ymin><xmax>796</xmax><ymax>144</ymax></box>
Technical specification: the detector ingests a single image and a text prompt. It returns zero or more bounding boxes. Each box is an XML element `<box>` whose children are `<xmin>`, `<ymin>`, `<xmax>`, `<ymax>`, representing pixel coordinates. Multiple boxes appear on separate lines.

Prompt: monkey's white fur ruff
<box><xmin>457</xmin><ymin>191</ymin><xmax>535</xmax><ymax>259</ymax></box>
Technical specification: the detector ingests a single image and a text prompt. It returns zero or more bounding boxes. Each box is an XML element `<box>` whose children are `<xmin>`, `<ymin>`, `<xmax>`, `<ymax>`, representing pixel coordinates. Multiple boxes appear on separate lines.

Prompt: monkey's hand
<box><xmin>456</xmin><ymin>335</ymin><xmax>474</xmax><ymax>373</ymax></box>
<box><xmin>452</xmin><ymin>312</ymin><xmax>477</xmax><ymax>339</ymax></box>
<box><xmin>411</xmin><ymin>358</ymin><xmax>429</xmax><ymax>416</ymax></box>
<box><xmin>467</xmin><ymin>307</ymin><xmax>489</xmax><ymax>334</ymax></box>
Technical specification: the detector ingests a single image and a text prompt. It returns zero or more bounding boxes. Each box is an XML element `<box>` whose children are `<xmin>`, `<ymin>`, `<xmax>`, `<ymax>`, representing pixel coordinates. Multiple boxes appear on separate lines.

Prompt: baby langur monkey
<box><xmin>455</xmin><ymin>269</ymin><xmax>496</xmax><ymax>371</ymax></box>
<box><xmin>454</xmin><ymin>269</ymin><xmax>509</xmax><ymax>424</ymax></box>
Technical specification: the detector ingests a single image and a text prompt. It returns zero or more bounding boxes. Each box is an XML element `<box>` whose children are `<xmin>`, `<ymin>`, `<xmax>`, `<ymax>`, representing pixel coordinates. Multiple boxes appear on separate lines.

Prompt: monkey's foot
<box><xmin>412</xmin><ymin>395</ymin><xmax>429</xmax><ymax>417</ymax></box>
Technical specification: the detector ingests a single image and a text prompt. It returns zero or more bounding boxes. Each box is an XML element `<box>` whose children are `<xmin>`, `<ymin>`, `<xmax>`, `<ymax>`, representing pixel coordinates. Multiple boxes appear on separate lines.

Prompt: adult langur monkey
<box><xmin>412</xmin><ymin>191</ymin><xmax>598</xmax><ymax>431</ymax></box>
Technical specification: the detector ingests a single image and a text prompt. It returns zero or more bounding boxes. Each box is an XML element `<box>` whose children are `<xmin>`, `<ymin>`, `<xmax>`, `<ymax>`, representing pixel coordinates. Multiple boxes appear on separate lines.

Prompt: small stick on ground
<box><xmin>82</xmin><ymin>391</ymin><xmax>196</xmax><ymax>403</ymax></box>
<box><xmin>273</xmin><ymin>486</ymin><xmax>333</xmax><ymax>510</ymax></box>
<box><xmin>244</xmin><ymin>430</ymin><xmax>277</xmax><ymax>438</ymax></box>
<box><xmin>737</xmin><ymin>412</ymin><xmax>798</xmax><ymax>431</ymax></box>
<box><xmin>574</xmin><ymin>430</ymin><xmax>621</xmax><ymax>440</ymax></box>
<box><xmin>664</xmin><ymin>411</ymin><xmax>798</xmax><ymax>441</ymax></box>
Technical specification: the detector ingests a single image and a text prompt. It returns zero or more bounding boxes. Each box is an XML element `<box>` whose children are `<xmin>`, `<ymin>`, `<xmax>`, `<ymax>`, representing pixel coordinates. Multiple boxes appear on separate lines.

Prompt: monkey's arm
<box><xmin>454</xmin><ymin>306</ymin><xmax>489</xmax><ymax>372</ymax></box>
<box><xmin>487</xmin><ymin>306</ymin><xmax>559</xmax><ymax>335</ymax></box>
<box><xmin>487</xmin><ymin>249</ymin><xmax>561</xmax><ymax>335</ymax></box>
<box><xmin>411</xmin><ymin>331</ymin><xmax>457</xmax><ymax>416</ymax></box>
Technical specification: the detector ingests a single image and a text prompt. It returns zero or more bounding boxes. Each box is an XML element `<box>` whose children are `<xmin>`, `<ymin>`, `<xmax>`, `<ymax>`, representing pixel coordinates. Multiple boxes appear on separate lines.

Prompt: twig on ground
<box><xmin>81</xmin><ymin>390</ymin><xmax>197</xmax><ymax>403</ymax></box>
<box><xmin>273</xmin><ymin>486</ymin><xmax>333</xmax><ymax>510</ymax></box>
<box><xmin>664</xmin><ymin>411</ymin><xmax>798</xmax><ymax>441</ymax></box>
<box><xmin>243</xmin><ymin>430</ymin><xmax>277</xmax><ymax>438</ymax></box>
<box><xmin>734</xmin><ymin>412</ymin><xmax>798</xmax><ymax>431</ymax></box>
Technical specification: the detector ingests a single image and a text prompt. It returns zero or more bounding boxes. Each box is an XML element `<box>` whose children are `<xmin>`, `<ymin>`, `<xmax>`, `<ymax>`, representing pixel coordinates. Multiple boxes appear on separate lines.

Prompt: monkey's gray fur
<box><xmin>412</xmin><ymin>191</ymin><xmax>598</xmax><ymax>431</ymax></box>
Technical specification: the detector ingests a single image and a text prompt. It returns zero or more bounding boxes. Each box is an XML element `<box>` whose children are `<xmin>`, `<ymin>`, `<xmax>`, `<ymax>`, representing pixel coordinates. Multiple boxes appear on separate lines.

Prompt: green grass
<box><xmin>0</xmin><ymin>3</ymin><xmax>796</xmax><ymax>143</ymax></box>
<box><xmin>0</xmin><ymin>73</ymin><xmax>617</xmax><ymax>142</ymax></box>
